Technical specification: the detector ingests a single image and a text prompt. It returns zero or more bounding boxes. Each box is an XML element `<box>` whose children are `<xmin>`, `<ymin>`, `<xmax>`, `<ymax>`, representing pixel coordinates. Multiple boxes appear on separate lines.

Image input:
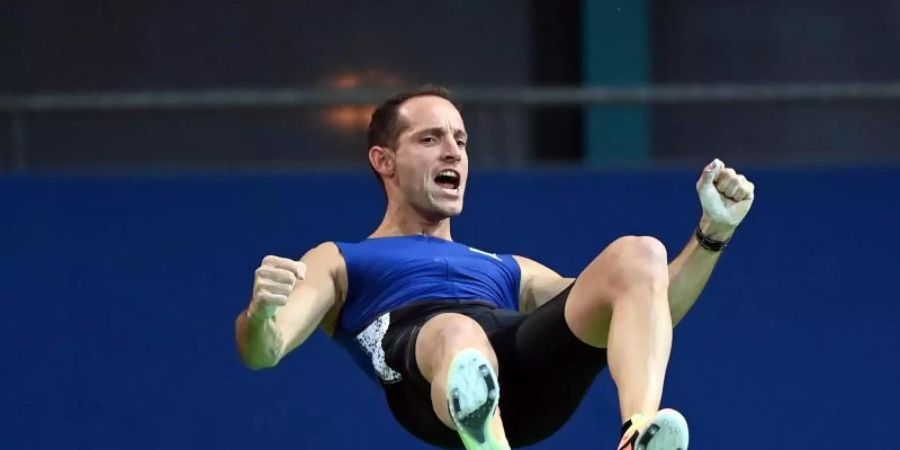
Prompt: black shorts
<box><xmin>378</xmin><ymin>285</ymin><xmax>608</xmax><ymax>448</ymax></box>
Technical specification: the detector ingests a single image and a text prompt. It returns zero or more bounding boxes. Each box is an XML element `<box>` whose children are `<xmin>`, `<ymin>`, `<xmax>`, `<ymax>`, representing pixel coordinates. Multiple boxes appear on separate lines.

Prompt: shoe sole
<box><xmin>637</xmin><ymin>408</ymin><xmax>690</xmax><ymax>450</ymax></box>
<box><xmin>447</xmin><ymin>349</ymin><xmax>503</xmax><ymax>450</ymax></box>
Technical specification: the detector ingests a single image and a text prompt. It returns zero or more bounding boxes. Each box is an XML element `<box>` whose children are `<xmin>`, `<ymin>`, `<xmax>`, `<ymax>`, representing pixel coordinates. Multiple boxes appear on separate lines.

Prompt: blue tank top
<box><xmin>334</xmin><ymin>235</ymin><xmax>521</xmax><ymax>335</ymax></box>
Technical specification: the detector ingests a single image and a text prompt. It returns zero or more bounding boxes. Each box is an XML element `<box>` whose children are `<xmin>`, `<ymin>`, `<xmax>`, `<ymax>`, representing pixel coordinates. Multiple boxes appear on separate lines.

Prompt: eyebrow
<box><xmin>414</xmin><ymin>127</ymin><xmax>468</xmax><ymax>140</ymax></box>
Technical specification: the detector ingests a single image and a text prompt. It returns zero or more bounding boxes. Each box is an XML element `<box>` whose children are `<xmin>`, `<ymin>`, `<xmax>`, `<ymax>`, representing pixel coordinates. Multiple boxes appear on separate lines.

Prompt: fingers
<box><xmin>732</xmin><ymin>178</ymin><xmax>755</xmax><ymax>201</ymax></box>
<box><xmin>251</xmin><ymin>255</ymin><xmax>306</xmax><ymax>316</ymax></box>
<box><xmin>256</xmin><ymin>291</ymin><xmax>288</xmax><ymax>307</ymax></box>
<box><xmin>255</xmin><ymin>279</ymin><xmax>292</xmax><ymax>296</ymax></box>
<box><xmin>250</xmin><ymin>290</ymin><xmax>287</xmax><ymax>318</ymax></box>
<box><xmin>255</xmin><ymin>265</ymin><xmax>298</xmax><ymax>295</ymax></box>
<box><xmin>256</xmin><ymin>267</ymin><xmax>295</xmax><ymax>284</ymax></box>
<box><xmin>261</xmin><ymin>255</ymin><xmax>306</xmax><ymax>279</ymax></box>
<box><xmin>745</xmin><ymin>180</ymin><xmax>755</xmax><ymax>200</ymax></box>
<box><xmin>715</xmin><ymin>168</ymin><xmax>739</xmax><ymax>197</ymax></box>
<box><xmin>697</xmin><ymin>158</ymin><xmax>724</xmax><ymax>187</ymax></box>
<box><xmin>713</xmin><ymin>165</ymin><xmax>755</xmax><ymax>201</ymax></box>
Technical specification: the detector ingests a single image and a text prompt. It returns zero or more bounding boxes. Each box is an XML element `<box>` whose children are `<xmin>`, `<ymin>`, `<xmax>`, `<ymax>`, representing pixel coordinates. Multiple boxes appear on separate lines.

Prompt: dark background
<box><xmin>2</xmin><ymin>1</ymin><xmax>898</xmax><ymax>169</ymax></box>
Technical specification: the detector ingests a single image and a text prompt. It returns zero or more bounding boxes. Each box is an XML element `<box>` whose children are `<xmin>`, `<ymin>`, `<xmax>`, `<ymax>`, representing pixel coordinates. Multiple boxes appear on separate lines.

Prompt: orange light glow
<box><xmin>320</xmin><ymin>69</ymin><xmax>406</xmax><ymax>133</ymax></box>
<box><xmin>324</xmin><ymin>105</ymin><xmax>376</xmax><ymax>132</ymax></box>
<box><xmin>332</xmin><ymin>73</ymin><xmax>361</xmax><ymax>89</ymax></box>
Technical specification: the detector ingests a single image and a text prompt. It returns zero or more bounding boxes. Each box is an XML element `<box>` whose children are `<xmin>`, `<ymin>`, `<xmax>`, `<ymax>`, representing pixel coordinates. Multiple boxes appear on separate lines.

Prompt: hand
<box><xmin>695</xmin><ymin>159</ymin><xmax>756</xmax><ymax>240</ymax></box>
<box><xmin>248</xmin><ymin>255</ymin><xmax>306</xmax><ymax>320</ymax></box>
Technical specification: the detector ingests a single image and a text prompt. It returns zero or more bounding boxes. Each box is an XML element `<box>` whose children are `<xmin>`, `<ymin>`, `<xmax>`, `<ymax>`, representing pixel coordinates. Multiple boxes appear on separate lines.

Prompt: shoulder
<box><xmin>301</xmin><ymin>242</ymin><xmax>346</xmax><ymax>270</ymax></box>
<box><xmin>301</xmin><ymin>243</ymin><xmax>349</xmax><ymax>334</ymax></box>
<box><xmin>512</xmin><ymin>255</ymin><xmax>549</xmax><ymax>275</ymax></box>
<box><xmin>301</xmin><ymin>242</ymin><xmax>348</xmax><ymax>297</ymax></box>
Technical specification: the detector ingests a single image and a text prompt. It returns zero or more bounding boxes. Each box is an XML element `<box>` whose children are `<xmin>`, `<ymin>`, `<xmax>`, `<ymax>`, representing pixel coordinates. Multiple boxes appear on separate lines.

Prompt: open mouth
<box><xmin>434</xmin><ymin>169</ymin><xmax>461</xmax><ymax>191</ymax></box>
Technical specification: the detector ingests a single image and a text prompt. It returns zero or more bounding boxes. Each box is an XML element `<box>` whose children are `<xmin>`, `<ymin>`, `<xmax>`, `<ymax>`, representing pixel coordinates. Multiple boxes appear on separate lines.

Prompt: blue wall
<box><xmin>2</xmin><ymin>167</ymin><xmax>898</xmax><ymax>449</ymax></box>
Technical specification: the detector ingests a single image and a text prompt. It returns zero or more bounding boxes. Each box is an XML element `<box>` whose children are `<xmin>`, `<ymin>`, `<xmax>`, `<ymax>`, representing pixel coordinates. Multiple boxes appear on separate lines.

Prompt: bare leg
<box><xmin>415</xmin><ymin>313</ymin><xmax>508</xmax><ymax>444</ymax></box>
<box><xmin>563</xmin><ymin>236</ymin><xmax>673</xmax><ymax>421</ymax></box>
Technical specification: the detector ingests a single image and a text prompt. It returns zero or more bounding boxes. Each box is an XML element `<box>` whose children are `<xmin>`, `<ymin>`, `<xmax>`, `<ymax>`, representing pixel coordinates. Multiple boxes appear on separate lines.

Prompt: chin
<box><xmin>428</xmin><ymin>204</ymin><xmax>462</xmax><ymax>220</ymax></box>
<box><xmin>441</xmin><ymin>199</ymin><xmax>464</xmax><ymax>216</ymax></box>
<box><xmin>423</xmin><ymin>193</ymin><xmax>464</xmax><ymax>218</ymax></box>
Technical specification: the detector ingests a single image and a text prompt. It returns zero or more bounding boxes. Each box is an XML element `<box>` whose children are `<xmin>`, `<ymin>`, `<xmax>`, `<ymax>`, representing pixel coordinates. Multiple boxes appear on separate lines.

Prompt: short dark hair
<box><xmin>367</xmin><ymin>84</ymin><xmax>460</xmax><ymax>189</ymax></box>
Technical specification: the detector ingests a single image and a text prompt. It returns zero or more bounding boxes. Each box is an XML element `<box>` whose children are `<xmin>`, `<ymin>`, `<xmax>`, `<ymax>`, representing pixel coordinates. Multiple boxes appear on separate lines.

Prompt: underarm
<box><xmin>525</xmin><ymin>277</ymin><xmax>576</xmax><ymax>313</ymax></box>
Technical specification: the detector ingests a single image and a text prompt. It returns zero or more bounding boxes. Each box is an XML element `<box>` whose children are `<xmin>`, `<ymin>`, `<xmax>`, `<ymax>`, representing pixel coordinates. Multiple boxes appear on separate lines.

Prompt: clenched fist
<box><xmin>696</xmin><ymin>158</ymin><xmax>755</xmax><ymax>236</ymax></box>
<box><xmin>248</xmin><ymin>255</ymin><xmax>307</xmax><ymax>319</ymax></box>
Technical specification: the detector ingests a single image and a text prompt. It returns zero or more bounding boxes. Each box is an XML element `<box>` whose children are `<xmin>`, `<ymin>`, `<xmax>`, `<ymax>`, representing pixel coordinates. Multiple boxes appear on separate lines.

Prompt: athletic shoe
<box><xmin>447</xmin><ymin>348</ymin><xmax>508</xmax><ymax>450</ymax></box>
<box><xmin>617</xmin><ymin>408</ymin><xmax>689</xmax><ymax>450</ymax></box>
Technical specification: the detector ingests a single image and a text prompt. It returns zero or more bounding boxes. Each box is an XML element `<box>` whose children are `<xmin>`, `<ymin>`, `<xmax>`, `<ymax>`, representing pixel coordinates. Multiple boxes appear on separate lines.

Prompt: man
<box><xmin>235</xmin><ymin>86</ymin><xmax>755</xmax><ymax>450</ymax></box>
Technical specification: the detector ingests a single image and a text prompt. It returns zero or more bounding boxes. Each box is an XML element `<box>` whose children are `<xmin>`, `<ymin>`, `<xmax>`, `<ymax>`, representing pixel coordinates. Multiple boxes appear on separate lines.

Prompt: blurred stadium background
<box><xmin>2</xmin><ymin>1</ymin><xmax>898</xmax><ymax>449</ymax></box>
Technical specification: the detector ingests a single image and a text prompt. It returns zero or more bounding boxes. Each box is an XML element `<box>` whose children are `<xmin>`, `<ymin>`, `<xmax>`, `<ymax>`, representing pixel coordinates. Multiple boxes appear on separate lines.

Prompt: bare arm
<box><xmin>669</xmin><ymin>159</ymin><xmax>755</xmax><ymax>326</ymax></box>
<box><xmin>235</xmin><ymin>242</ymin><xmax>345</xmax><ymax>369</ymax></box>
<box><xmin>513</xmin><ymin>255</ymin><xmax>574</xmax><ymax>314</ymax></box>
<box><xmin>514</xmin><ymin>235</ymin><xmax>728</xmax><ymax>326</ymax></box>
<box><xmin>667</xmin><ymin>218</ymin><xmax>731</xmax><ymax>326</ymax></box>
<box><xmin>513</xmin><ymin>220</ymin><xmax>728</xmax><ymax>326</ymax></box>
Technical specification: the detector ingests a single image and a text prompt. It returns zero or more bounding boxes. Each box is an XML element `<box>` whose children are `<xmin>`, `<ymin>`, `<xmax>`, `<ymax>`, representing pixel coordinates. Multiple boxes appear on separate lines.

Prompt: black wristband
<box><xmin>695</xmin><ymin>226</ymin><xmax>730</xmax><ymax>252</ymax></box>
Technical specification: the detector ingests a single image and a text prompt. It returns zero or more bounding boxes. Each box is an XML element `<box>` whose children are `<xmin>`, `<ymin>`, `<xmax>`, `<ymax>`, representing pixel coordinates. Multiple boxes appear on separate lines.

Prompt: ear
<box><xmin>368</xmin><ymin>146</ymin><xmax>395</xmax><ymax>177</ymax></box>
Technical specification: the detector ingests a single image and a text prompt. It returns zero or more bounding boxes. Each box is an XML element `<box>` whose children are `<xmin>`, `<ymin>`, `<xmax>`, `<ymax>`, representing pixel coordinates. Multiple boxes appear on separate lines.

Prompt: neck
<box><xmin>370</xmin><ymin>198</ymin><xmax>453</xmax><ymax>241</ymax></box>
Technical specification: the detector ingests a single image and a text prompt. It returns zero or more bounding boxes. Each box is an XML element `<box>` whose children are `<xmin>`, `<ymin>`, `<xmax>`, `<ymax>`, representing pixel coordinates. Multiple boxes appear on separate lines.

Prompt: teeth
<box><xmin>435</xmin><ymin>169</ymin><xmax>460</xmax><ymax>192</ymax></box>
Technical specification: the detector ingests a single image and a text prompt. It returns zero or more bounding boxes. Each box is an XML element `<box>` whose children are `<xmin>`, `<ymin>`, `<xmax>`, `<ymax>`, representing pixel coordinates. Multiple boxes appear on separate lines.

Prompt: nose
<box><xmin>440</xmin><ymin>138</ymin><xmax>462</xmax><ymax>162</ymax></box>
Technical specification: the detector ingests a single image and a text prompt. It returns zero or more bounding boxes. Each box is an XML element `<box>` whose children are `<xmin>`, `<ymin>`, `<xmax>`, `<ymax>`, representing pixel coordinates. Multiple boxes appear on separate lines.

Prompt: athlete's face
<box><xmin>391</xmin><ymin>96</ymin><xmax>469</xmax><ymax>219</ymax></box>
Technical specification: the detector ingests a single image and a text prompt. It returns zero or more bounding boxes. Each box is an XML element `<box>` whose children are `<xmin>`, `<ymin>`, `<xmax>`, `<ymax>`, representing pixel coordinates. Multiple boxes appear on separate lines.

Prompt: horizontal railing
<box><xmin>4</xmin><ymin>83</ymin><xmax>900</xmax><ymax>112</ymax></box>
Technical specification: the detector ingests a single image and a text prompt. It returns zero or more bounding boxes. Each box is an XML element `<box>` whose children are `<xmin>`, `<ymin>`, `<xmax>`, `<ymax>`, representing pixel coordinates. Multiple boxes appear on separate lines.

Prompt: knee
<box><xmin>434</xmin><ymin>314</ymin><xmax>490</xmax><ymax>351</ymax></box>
<box><xmin>610</xmin><ymin>235</ymin><xmax>668</xmax><ymax>263</ymax></box>
<box><xmin>418</xmin><ymin>314</ymin><xmax>496</xmax><ymax>380</ymax></box>
<box><xmin>605</xmin><ymin>235</ymin><xmax>669</xmax><ymax>288</ymax></box>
